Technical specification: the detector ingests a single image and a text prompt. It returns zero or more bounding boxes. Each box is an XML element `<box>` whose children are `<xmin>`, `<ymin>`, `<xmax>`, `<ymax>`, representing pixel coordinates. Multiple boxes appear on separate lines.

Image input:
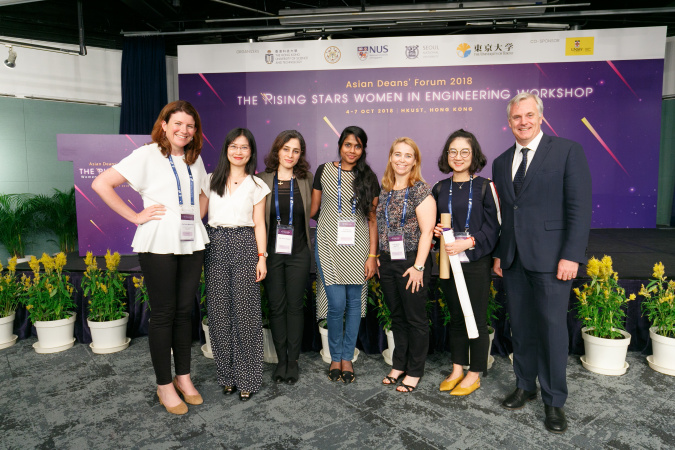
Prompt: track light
<box><xmin>4</xmin><ymin>46</ymin><xmax>17</xmax><ymax>69</ymax></box>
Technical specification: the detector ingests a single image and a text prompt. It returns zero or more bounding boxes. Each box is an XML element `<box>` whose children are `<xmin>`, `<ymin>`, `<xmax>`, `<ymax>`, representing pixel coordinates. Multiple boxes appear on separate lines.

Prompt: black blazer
<box><xmin>491</xmin><ymin>134</ymin><xmax>592</xmax><ymax>272</ymax></box>
<box><xmin>432</xmin><ymin>176</ymin><xmax>500</xmax><ymax>261</ymax></box>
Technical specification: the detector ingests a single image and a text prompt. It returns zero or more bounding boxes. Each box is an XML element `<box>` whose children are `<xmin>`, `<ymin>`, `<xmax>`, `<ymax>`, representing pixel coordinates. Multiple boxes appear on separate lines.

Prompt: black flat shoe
<box><xmin>328</xmin><ymin>368</ymin><xmax>342</xmax><ymax>382</ymax></box>
<box><xmin>273</xmin><ymin>361</ymin><xmax>287</xmax><ymax>384</ymax></box>
<box><xmin>222</xmin><ymin>385</ymin><xmax>236</xmax><ymax>395</ymax></box>
<box><xmin>544</xmin><ymin>405</ymin><xmax>568</xmax><ymax>433</ymax></box>
<box><xmin>286</xmin><ymin>361</ymin><xmax>299</xmax><ymax>385</ymax></box>
<box><xmin>240</xmin><ymin>391</ymin><xmax>252</xmax><ymax>402</ymax></box>
<box><xmin>501</xmin><ymin>387</ymin><xmax>537</xmax><ymax>410</ymax></box>
<box><xmin>341</xmin><ymin>370</ymin><xmax>355</xmax><ymax>384</ymax></box>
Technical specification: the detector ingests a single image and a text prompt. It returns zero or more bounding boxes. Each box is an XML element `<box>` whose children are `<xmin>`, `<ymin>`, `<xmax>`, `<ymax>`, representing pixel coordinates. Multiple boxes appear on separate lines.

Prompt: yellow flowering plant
<box><xmin>132</xmin><ymin>275</ymin><xmax>149</xmax><ymax>312</ymax></box>
<box><xmin>437</xmin><ymin>284</ymin><xmax>452</xmax><ymax>326</ymax></box>
<box><xmin>82</xmin><ymin>250</ymin><xmax>128</xmax><ymax>322</ymax></box>
<box><xmin>0</xmin><ymin>257</ymin><xmax>21</xmax><ymax>317</ymax></box>
<box><xmin>367</xmin><ymin>277</ymin><xmax>392</xmax><ymax>331</ymax></box>
<box><xmin>575</xmin><ymin>255</ymin><xmax>635</xmax><ymax>339</ymax></box>
<box><xmin>640</xmin><ymin>262</ymin><xmax>675</xmax><ymax>338</ymax></box>
<box><xmin>20</xmin><ymin>253</ymin><xmax>76</xmax><ymax>323</ymax></box>
<box><xmin>486</xmin><ymin>281</ymin><xmax>501</xmax><ymax>333</ymax></box>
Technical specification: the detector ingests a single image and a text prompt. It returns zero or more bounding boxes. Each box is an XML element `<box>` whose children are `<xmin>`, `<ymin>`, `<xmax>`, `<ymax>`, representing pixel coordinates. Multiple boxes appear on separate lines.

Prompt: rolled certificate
<box><xmin>439</xmin><ymin>213</ymin><xmax>451</xmax><ymax>279</ymax></box>
<box><xmin>441</xmin><ymin>228</ymin><xmax>479</xmax><ymax>339</ymax></box>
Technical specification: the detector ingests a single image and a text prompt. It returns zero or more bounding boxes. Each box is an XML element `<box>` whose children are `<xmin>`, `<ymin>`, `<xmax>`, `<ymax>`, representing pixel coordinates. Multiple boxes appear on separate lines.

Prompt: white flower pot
<box><xmin>201</xmin><ymin>317</ymin><xmax>213</xmax><ymax>359</ymax></box>
<box><xmin>383</xmin><ymin>329</ymin><xmax>394</xmax><ymax>365</ymax></box>
<box><xmin>580</xmin><ymin>327</ymin><xmax>631</xmax><ymax>376</ymax></box>
<box><xmin>34</xmin><ymin>313</ymin><xmax>76</xmax><ymax>353</ymax></box>
<box><xmin>87</xmin><ymin>313</ymin><xmax>129</xmax><ymax>353</ymax></box>
<box><xmin>647</xmin><ymin>327</ymin><xmax>675</xmax><ymax>376</ymax></box>
<box><xmin>318</xmin><ymin>323</ymin><xmax>359</xmax><ymax>364</ymax></box>
<box><xmin>0</xmin><ymin>313</ymin><xmax>17</xmax><ymax>350</ymax></box>
<box><xmin>263</xmin><ymin>326</ymin><xmax>278</xmax><ymax>364</ymax></box>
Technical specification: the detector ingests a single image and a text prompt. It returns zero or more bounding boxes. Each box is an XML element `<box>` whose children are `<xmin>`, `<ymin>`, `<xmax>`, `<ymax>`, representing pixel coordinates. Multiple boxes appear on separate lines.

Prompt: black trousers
<box><xmin>504</xmin><ymin>251</ymin><xmax>572</xmax><ymax>408</ymax></box>
<box><xmin>263</xmin><ymin>244</ymin><xmax>311</xmax><ymax>362</ymax></box>
<box><xmin>138</xmin><ymin>251</ymin><xmax>204</xmax><ymax>385</ymax></box>
<box><xmin>379</xmin><ymin>251</ymin><xmax>432</xmax><ymax>377</ymax></box>
<box><xmin>439</xmin><ymin>254</ymin><xmax>492</xmax><ymax>374</ymax></box>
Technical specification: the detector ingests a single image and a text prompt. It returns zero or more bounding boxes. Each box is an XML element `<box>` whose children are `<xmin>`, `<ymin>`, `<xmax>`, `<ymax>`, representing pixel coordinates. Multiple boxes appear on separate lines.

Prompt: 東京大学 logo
<box><xmin>324</xmin><ymin>46</ymin><xmax>341</xmax><ymax>64</ymax></box>
<box><xmin>405</xmin><ymin>45</ymin><xmax>419</xmax><ymax>59</ymax></box>
<box><xmin>456</xmin><ymin>43</ymin><xmax>471</xmax><ymax>58</ymax></box>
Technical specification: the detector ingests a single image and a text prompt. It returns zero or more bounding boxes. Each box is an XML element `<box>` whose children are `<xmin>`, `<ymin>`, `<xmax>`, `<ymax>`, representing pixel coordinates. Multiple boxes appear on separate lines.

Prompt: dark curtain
<box><xmin>119</xmin><ymin>36</ymin><xmax>168</xmax><ymax>134</ymax></box>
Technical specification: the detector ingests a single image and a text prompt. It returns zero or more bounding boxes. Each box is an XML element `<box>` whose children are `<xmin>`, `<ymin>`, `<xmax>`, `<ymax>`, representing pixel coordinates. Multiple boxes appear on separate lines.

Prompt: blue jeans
<box><xmin>315</xmin><ymin>245</ymin><xmax>362</xmax><ymax>362</ymax></box>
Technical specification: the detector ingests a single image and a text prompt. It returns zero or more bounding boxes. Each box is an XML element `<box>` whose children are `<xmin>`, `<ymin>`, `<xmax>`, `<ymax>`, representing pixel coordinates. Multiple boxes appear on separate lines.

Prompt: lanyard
<box><xmin>448</xmin><ymin>175</ymin><xmax>473</xmax><ymax>232</ymax></box>
<box><xmin>337</xmin><ymin>162</ymin><xmax>357</xmax><ymax>215</ymax></box>
<box><xmin>385</xmin><ymin>187</ymin><xmax>409</xmax><ymax>229</ymax></box>
<box><xmin>168</xmin><ymin>154</ymin><xmax>194</xmax><ymax>207</ymax></box>
<box><xmin>273</xmin><ymin>172</ymin><xmax>294</xmax><ymax>226</ymax></box>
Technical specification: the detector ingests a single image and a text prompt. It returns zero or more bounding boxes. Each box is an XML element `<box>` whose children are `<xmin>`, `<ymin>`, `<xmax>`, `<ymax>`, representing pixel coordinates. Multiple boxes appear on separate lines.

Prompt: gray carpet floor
<box><xmin>1</xmin><ymin>337</ymin><xmax>674</xmax><ymax>449</ymax></box>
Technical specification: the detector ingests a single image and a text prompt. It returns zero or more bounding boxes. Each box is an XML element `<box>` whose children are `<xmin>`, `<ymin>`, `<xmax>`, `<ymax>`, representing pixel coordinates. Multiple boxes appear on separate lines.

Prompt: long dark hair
<box><xmin>210</xmin><ymin>128</ymin><xmax>258</xmax><ymax>196</ymax></box>
<box><xmin>264</xmin><ymin>129</ymin><xmax>311</xmax><ymax>179</ymax></box>
<box><xmin>338</xmin><ymin>126</ymin><xmax>379</xmax><ymax>217</ymax></box>
<box><xmin>437</xmin><ymin>128</ymin><xmax>487</xmax><ymax>175</ymax></box>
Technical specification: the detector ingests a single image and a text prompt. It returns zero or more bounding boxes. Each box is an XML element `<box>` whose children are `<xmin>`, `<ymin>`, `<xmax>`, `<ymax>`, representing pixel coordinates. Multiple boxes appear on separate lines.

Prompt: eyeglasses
<box><xmin>448</xmin><ymin>149</ymin><xmax>471</xmax><ymax>159</ymax></box>
<box><xmin>228</xmin><ymin>144</ymin><xmax>250</xmax><ymax>152</ymax></box>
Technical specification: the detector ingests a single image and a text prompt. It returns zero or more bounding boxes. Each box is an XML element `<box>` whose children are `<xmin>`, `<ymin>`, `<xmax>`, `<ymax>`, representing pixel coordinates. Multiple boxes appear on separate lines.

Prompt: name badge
<box><xmin>388</xmin><ymin>231</ymin><xmax>406</xmax><ymax>260</ymax></box>
<box><xmin>337</xmin><ymin>219</ymin><xmax>356</xmax><ymax>246</ymax></box>
<box><xmin>443</xmin><ymin>229</ymin><xmax>470</xmax><ymax>263</ymax></box>
<box><xmin>180</xmin><ymin>206</ymin><xmax>195</xmax><ymax>241</ymax></box>
<box><xmin>275</xmin><ymin>225</ymin><xmax>294</xmax><ymax>254</ymax></box>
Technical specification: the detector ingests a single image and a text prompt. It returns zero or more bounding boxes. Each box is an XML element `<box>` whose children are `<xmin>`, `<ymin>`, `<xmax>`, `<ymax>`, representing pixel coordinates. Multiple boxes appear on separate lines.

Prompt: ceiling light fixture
<box><xmin>4</xmin><ymin>46</ymin><xmax>17</xmax><ymax>69</ymax></box>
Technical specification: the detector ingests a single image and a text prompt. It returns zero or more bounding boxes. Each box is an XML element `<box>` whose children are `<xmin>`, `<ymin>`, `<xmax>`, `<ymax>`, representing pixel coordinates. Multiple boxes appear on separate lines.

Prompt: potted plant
<box><xmin>575</xmin><ymin>255</ymin><xmax>634</xmax><ymax>375</ymax></box>
<box><xmin>29</xmin><ymin>188</ymin><xmax>78</xmax><ymax>254</ymax></box>
<box><xmin>0</xmin><ymin>193</ymin><xmax>35</xmax><ymax>261</ymax></box>
<box><xmin>640</xmin><ymin>262</ymin><xmax>675</xmax><ymax>375</ymax></box>
<box><xmin>82</xmin><ymin>250</ymin><xmax>130</xmax><ymax>353</ymax></box>
<box><xmin>196</xmin><ymin>269</ymin><xmax>213</xmax><ymax>359</ymax></box>
<box><xmin>0</xmin><ymin>256</ymin><xmax>20</xmax><ymax>349</ymax></box>
<box><xmin>367</xmin><ymin>277</ymin><xmax>393</xmax><ymax>364</ymax></box>
<box><xmin>20</xmin><ymin>253</ymin><xmax>76</xmax><ymax>353</ymax></box>
<box><xmin>485</xmin><ymin>281</ymin><xmax>501</xmax><ymax>369</ymax></box>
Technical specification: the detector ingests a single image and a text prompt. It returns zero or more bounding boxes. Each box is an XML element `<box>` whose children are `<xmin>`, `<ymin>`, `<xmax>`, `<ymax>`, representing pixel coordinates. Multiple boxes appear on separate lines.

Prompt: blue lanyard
<box><xmin>273</xmin><ymin>172</ymin><xmax>294</xmax><ymax>226</ymax></box>
<box><xmin>337</xmin><ymin>162</ymin><xmax>357</xmax><ymax>215</ymax></box>
<box><xmin>385</xmin><ymin>187</ymin><xmax>409</xmax><ymax>229</ymax></box>
<box><xmin>168</xmin><ymin>154</ymin><xmax>194</xmax><ymax>207</ymax></box>
<box><xmin>448</xmin><ymin>175</ymin><xmax>473</xmax><ymax>232</ymax></box>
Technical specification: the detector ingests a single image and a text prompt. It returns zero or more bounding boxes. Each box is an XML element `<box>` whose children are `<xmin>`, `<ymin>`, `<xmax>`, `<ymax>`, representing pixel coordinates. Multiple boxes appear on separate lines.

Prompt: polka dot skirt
<box><xmin>205</xmin><ymin>225</ymin><xmax>263</xmax><ymax>393</ymax></box>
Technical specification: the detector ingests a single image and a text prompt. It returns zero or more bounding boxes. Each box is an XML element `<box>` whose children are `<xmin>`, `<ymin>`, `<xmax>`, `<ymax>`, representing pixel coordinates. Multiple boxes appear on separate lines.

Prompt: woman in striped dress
<box><xmin>310</xmin><ymin>126</ymin><xmax>380</xmax><ymax>383</ymax></box>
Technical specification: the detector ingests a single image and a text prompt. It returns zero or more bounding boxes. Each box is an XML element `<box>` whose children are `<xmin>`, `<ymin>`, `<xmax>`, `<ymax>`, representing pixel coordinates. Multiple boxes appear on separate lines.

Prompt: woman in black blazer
<box><xmin>259</xmin><ymin>130</ymin><xmax>313</xmax><ymax>384</ymax></box>
<box><xmin>432</xmin><ymin>129</ymin><xmax>500</xmax><ymax>396</ymax></box>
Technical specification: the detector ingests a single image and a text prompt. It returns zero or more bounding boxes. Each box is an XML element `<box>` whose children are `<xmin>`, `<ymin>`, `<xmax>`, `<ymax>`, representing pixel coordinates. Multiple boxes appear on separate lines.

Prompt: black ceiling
<box><xmin>1</xmin><ymin>0</ymin><xmax>674</xmax><ymax>56</ymax></box>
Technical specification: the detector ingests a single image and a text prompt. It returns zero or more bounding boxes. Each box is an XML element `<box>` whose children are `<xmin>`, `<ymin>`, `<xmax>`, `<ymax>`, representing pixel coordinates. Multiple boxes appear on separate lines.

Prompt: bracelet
<box><xmin>368</xmin><ymin>254</ymin><xmax>380</xmax><ymax>258</ymax></box>
<box><xmin>469</xmin><ymin>237</ymin><xmax>476</xmax><ymax>249</ymax></box>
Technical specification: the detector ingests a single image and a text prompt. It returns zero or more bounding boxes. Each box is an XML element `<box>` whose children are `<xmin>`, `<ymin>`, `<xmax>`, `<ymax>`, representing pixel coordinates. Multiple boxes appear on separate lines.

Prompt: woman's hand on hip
<box><xmin>135</xmin><ymin>204</ymin><xmax>166</xmax><ymax>224</ymax></box>
<box><xmin>256</xmin><ymin>258</ymin><xmax>267</xmax><ymax>282</ymax></box>
<box><xmin>403</xmin><ymin>267</ymin><xmax>424</xmax><ymax>293</ymax></box>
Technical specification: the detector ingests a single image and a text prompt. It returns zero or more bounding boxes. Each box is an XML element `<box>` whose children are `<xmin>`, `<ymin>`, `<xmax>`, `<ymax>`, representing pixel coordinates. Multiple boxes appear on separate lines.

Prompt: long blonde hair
<box><xmin>381</xmin><ymin>137</ymin><xmax>425</xmax><ymax>191</ymax></box>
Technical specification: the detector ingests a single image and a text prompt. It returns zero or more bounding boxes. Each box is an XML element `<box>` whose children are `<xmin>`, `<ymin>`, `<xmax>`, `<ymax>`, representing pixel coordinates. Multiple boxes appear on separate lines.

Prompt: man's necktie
<box><xmin>513</xmin><ymin>147</ymin><xmax>529</xmax><ymax>195</ymax></box>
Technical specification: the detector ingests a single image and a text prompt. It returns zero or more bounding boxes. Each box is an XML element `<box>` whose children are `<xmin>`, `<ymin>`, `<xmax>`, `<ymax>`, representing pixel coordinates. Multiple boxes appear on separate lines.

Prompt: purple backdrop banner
<box><xmin>59</xmin><ymin>59</ymin><xmax>663</xmax><ymax>255</ymax></box>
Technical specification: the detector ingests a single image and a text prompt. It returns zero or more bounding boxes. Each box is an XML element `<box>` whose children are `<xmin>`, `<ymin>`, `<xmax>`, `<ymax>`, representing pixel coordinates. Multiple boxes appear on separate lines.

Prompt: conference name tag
<box><xmin>275</xmin><ymin>225</ymin><xmax>294</xmax><ymax>255</ymax></box>
<box><xmin>388</xmin><ymin>231</ymin><xmax>406</xmax><ymax>260</ymax></box>
<box><xmin>442</xmin><ymin>228</ymin><xmax>469</xmax><ymax>262</ymax></box>
<box><xmin>337</xmin><ymin>219</ymin><xmax>356</xmax><ymax>246</ymax></box>
<box><xmin>180</xmin><ymin>207</ymin><xmax>195</xmax><ymax>242</ymax></box>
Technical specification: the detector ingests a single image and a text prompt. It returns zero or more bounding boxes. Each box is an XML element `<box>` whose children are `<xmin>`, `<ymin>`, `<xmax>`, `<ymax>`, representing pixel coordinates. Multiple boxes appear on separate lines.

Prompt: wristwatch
<box><xmin>413</xmin><ymin>264</ymin><xmax>424</xmax><ymax>272</ymax></box>
<box><xmin>258</xmin><ymin>252</ymin><xmax>268</xmax><ymax>258</ymax></box>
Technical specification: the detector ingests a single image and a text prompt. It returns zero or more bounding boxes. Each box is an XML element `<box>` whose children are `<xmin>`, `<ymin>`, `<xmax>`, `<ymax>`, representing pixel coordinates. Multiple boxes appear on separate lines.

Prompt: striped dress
<box><xmin>314</xmin><ymin>162</ymin><xmax>369</xmax><ymax>320</ymax></box>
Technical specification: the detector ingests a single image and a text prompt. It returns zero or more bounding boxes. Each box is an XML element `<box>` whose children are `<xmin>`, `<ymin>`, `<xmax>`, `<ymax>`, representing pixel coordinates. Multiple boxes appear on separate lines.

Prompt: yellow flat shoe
<box><xmin>450</xmin><ymin>378</ymin><xmax>480</xmax><ymax>396</ymax></box>
<box><xmin>157</xmin><ymin>389</ymin><xmax>188</xmax><ymax>415</ymax></box>
<box><xmin>439</xmin><ymin>374</ymin><xmax>464</xmax><ymax>392</ymax></box>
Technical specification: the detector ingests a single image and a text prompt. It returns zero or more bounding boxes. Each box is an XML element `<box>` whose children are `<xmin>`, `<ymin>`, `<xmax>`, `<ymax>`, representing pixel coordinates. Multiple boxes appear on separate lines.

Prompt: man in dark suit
<box><xmin>492</xmin><ymin>93</ymin><xmax>592</xmax><ymax>434</ymax></box>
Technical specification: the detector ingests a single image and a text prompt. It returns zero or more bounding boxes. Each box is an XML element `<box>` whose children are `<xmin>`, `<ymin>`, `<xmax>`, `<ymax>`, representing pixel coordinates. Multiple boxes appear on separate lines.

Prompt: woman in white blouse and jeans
<box><xmin>203</xmin><ymin>128</ymin><xmax>270</xmax><ymax>402</ymax></box>
<box><xmin>92</xmin><ymin>100</ymin><xmax>209</xmax><ymax>415</ymax></box>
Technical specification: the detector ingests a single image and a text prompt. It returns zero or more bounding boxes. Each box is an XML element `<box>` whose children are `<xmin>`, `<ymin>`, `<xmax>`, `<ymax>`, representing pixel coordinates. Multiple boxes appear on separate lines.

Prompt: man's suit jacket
<box><xmin>492</xmin><ymin>134</ymin><xmax>592</xmax><ymax>273</ymax></box>
<box><xmin>258</xmin><ymin>170</ymin><xmax>314</xmax><ymax>250</ymax></box>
